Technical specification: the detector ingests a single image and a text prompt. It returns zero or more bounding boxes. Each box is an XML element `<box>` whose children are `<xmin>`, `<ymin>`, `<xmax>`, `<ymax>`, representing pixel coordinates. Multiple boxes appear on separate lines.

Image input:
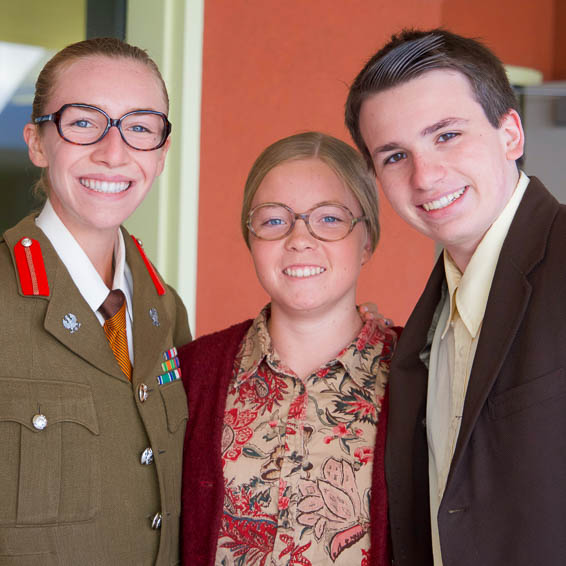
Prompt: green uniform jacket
<box><xmin>0</xmin><ymin>214</ymin><xmax>191</xmax><ymax>566</ymax></box>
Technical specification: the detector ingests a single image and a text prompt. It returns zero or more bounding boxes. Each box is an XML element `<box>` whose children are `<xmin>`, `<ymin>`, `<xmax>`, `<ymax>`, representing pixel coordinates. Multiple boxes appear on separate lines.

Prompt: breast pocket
<box><xmin>0</xmin><ymin>378</ymin><xmax>100</xmax><ymax>525</ymax></box>
<box><xmin>488</xmin><ymin>368</ymin><xmax>566</xmax><ymax>420</ymax></box>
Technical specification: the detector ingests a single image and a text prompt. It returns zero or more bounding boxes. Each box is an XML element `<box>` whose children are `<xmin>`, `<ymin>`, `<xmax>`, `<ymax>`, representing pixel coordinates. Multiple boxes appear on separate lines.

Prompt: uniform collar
<box><xmin>441</xmin><ymin>171</ymin><xmax>530</xmax><ymax>338</ymax></box>
<box><xmin>35</xmin><ymin>199</ymin><xmax>133</xmax><ymax>320</ymax></box>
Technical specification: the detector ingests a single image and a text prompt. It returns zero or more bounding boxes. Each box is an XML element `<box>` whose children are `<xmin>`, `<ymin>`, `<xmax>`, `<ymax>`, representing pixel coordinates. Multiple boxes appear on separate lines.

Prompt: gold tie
<box><xmin>99</xmin><ymin>289</ymin><xmax>132</xmax><ymax>380</ymax></box>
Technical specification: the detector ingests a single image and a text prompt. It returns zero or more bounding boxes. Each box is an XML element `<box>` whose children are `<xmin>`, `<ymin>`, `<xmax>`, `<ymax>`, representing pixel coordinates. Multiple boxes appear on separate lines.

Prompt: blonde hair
<box><xmin>30</xmin><ymin>37</ymin><xmax>168</xmax><ymax>197</ymax></box>
<box><xmin>241</xmin><ymin>132</ymin><xmax>380</xmax><ymax>252</ymax></box>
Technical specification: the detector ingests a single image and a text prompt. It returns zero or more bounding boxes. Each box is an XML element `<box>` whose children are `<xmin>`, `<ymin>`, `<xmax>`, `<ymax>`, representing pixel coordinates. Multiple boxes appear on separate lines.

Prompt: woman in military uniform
<box><xmin>0</xmin><ymin>38</ymin><xmax>190</xmax><ymax>565</ymax></box>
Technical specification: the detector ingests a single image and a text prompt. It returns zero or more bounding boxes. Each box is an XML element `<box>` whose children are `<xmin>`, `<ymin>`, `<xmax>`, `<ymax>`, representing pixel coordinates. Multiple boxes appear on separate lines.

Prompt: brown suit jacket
<box><xmin>386</xmin><ymin>177</ymin><xmax>566</xmax><ymax>566</ymax></box>
<box><xmin>0</xmin><ymin>214</ymin><xmax>191</xmax><ymax>565</ymax></box>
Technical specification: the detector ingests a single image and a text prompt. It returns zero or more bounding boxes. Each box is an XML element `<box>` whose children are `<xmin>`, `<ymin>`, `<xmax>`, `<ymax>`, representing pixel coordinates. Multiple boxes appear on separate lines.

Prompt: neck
<box><xmin>448</xmin><ymin>167</ymin><xmax>521</xmax><ymax>273</ymax></box>
<box><xmin>268</xmin><ymin>301</ymin><xmax>363</xmax><ymax>379</ymax></box>
<box><xmin>69</xmin><ymin>225</ymin><xmax>117</xmax><ymax>288</ymax></box>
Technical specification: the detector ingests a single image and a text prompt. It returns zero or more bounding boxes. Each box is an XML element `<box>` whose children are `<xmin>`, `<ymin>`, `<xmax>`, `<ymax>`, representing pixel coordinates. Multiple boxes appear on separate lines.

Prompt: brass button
<box><xmin>140</xmin><ymin>447</ymin><xmax>154</xmax><ymax>465</ymax></box>
<box><xmin>151</xmin><ymin>512</ymin><xmax>162</xmax><ymax>530</ymax></box>
<box><xmin>32</xmin><ymin>413</ymin><xmax>48</xmax><ymax>430</ymax></box>
<box><xmin>138</xmin><ymin>383</ymin><xmax>149</xmax><ymax>403</ymax></box>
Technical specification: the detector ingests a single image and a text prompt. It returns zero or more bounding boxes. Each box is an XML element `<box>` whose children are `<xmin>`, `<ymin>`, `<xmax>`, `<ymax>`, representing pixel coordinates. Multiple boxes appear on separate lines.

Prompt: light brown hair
<box><xmin>31</xmin><ymin>37</ymin><xmax>168</xmax><ymax>197</ymax></box>
<box><xmin>241</xmin><ymin>131</ymin><xmax>380</xmax><ymax>253</ymax></box>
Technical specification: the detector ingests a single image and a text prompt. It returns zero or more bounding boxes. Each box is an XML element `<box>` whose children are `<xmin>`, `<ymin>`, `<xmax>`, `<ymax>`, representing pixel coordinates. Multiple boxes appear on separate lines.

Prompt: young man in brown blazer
<box><xmin>345</xmin><ymin>29</ymin><xmax>566</xmax><ymax>566</ymax></box>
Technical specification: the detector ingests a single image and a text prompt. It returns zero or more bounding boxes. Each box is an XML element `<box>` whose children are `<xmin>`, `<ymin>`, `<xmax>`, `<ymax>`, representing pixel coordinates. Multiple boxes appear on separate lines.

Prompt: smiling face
<box><xmin>359</xmin><ymin>69</ymin><xmax>524</xmax><ymax>270</ymax></box>
<box><xmin>249</xmin><ymin>158</ymin><xmax>371</xmax><ymax>317</ymax></box>
<box><xmin>24</xmin><ymin>55</ymin><xmax>170</xmax><ymax>243</ymax></box>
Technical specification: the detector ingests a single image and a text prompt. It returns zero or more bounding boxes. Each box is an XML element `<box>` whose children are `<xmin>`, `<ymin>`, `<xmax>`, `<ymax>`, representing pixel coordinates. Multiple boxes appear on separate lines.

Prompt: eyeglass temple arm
<box><xmin>34</xmin><ymin>115</ymin><xmax>54</xmax><ymax>124</ymax></box>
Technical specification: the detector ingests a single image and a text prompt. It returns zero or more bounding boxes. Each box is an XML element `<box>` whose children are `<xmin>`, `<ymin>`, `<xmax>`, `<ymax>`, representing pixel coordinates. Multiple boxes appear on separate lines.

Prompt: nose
<box><xmin>90</xmin><ymin>125</ymin><xmax>129</xmax><ymax>167</ymax></box>
<box><xmin>410</xmin><ymin>152</ymin><xmax>445</xmax><ymax>191</ymax></box>
<box><xmin>284</xmin><ymin>217</ymin><xmax>317</xmax><ymax>251</ymax></box>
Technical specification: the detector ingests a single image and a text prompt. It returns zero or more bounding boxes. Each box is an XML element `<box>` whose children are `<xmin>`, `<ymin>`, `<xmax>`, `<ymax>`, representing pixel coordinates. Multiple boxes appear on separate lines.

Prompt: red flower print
<box><xmin>332</xmin><ymin>423</ymin><xmax>349</xmax><ymax>437</ymax></box>
<box><xmin>354</xmin><ymin>446</ymin><xmax>373</xmax><ymax>465</ymax></box>
<box><xmin>345</xmin><ymin>392</ymin><xmax>376</xmax><ymax>420</ymax></box>
<box><xmin>222</xmin><ymin>407</ymin><xmax>257</xmax><ymax>462</ymax></box>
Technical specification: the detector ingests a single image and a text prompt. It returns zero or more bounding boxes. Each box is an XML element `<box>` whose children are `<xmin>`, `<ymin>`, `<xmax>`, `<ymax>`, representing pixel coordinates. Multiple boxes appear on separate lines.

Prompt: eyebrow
<box><xmin>371</xmin><ymin>117</ymin><xmax>469</xmax><ymax>158</ymax></box>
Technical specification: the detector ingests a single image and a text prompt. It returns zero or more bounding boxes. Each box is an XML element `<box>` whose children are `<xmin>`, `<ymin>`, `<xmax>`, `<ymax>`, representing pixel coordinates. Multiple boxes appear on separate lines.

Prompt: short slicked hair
<box><xmin>345</xmin><ymin>28</ymin><xmax>519</xmax><ymax>172</ymax></box>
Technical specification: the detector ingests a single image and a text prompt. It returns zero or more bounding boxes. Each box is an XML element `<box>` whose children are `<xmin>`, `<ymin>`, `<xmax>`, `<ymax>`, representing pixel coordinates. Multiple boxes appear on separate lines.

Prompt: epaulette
<box><xmin>14</xmin><ymin>237</ymin><xmax>50</xmax><ymax>296</ymax></box>
<box><xmin>131</xmin><ymin>236</ymin><xmax>166</xmax><ymax>296</ymax></box>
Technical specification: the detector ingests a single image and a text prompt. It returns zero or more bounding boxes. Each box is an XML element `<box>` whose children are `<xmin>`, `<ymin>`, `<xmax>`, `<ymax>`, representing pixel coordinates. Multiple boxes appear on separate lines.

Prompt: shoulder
<box><xmin>179</xmin><ymin>319</ymin><xmax>253</xmax><ymax>362</ymax></box>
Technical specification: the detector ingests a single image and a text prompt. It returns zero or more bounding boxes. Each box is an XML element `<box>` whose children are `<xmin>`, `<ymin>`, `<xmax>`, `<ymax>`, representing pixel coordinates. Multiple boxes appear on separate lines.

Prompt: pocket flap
<box><xmin>0</xmin><ymin>377</ymin><xmax>99</xmax><ymax>434</ymax></box>
<box><xmin>159</xmin><ymin>379</ymin><xmax>188</xmax><ymax>433</ymax></box>
<box><xmin>488</xmin><ymin>368</ymin><xmax>566</xmax><ymax>420</ymax></box>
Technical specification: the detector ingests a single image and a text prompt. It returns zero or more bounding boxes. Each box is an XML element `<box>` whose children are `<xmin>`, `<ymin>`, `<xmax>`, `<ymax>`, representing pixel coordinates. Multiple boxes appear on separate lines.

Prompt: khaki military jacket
<box><xmin>0</xmin><ymin>214</ymin><xmax>191</xmax><ymax>566</ymax></box>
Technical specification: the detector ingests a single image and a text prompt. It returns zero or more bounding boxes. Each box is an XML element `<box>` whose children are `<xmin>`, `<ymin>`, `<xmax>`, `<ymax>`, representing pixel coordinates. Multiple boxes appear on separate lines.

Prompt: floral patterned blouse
<box><xmin>215</xmin><ymin>307</ymin><xmax>394</xmax><ymax>566</ymax></box>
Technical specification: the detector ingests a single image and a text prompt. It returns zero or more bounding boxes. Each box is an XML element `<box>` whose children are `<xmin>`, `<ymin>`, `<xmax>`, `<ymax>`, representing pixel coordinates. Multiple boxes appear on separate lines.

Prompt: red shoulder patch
<box><xmin>14</xmin><ymin>237</ymin><xmax>50</xmax><ymax>296</ymax></box>
<box><xmin>131</xmin><ymin>236</ymin><xmax>166</xmax><ymax>296</ymax></box>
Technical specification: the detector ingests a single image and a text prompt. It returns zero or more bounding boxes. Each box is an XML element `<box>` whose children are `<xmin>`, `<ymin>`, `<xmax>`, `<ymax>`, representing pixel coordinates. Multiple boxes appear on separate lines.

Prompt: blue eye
<box><xmin>130</xmin><ymin>124</ymin><xmax>150</xmax><ymax>133</ymax></box>
<box><xmin>72</xmin><ymin>119</ymin><xmax>92</xmax><ymax>128</ymax></box>
<box><xmin>264</xmin><ymin>218</ymin><xmax>285</xmax><ymax>226</ymax></box>
<box><xmin>438</xmin><ymin>132</ymin><xmax>459</xmax><ymax>143</ymax></box>
<box><xmin>321</xmin><ymin>216</ymin><xmax>341</xmax><ymax>223</ymax></box>
<box><xmin>384</xmin><ymin>151</ymin><xmax>406</xmax><ymax>165</ymax></box>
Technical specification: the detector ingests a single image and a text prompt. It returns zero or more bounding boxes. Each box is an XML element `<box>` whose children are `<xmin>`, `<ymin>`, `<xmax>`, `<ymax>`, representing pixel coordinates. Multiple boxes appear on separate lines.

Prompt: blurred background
<box><xmin>1</xmin><ymin>0</ymin><xmax>565</xmax><ymax>336</ymax></box>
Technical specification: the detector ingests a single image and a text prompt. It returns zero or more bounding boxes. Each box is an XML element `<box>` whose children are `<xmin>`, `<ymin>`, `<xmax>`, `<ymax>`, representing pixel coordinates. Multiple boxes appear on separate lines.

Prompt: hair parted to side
<box><xmin>345</xmin><ymin>28</ymin><xmax>520</xmax><ymax>172</ymax></box>
<box><xmin>241</xmin><ymin>131</ymin><xmax>380</xmax><ymax>253</ymax></box>
<box><xmin>31</xmin><ymin>37</ymin><xmax>169</xmax><ymax>198</ymax></box>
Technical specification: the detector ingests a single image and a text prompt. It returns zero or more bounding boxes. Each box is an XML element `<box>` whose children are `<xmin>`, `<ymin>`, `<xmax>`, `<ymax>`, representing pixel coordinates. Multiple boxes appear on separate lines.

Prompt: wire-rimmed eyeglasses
<box><xmin>247</xmin><ymin>202</ymin><xmax>367</xmax><ymax>242</ymax></box>
<box><xmin>34</xmin><ymin>103</ymin><xmax>171</xmax><ymax>151</ymax></box>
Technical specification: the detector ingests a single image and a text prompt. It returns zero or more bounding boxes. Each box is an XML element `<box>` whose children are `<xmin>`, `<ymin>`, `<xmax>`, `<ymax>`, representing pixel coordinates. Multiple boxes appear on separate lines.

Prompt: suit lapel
<box><xmin>124</xmin><ymin>231</ymin><xmax>171</xmax><ymax>384</ymax></box>
<box><xmin>448</xmin><ymin>177</ymin><xmax>559</xmax><ymax>482</ymax></box>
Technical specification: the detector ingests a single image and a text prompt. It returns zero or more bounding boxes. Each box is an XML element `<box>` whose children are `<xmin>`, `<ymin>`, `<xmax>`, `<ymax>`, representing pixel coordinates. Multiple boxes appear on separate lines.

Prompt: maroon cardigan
<box><xmin>179</xmin><ymin>320</ymin><xmax>392</xmax><ymax>566</ymax></box>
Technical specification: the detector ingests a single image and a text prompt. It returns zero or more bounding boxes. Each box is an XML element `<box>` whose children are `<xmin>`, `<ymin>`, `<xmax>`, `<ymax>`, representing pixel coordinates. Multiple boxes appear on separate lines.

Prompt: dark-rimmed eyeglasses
<box><xmin>247</xmin><ymin>202</ymin><xmax>367</xmax><ymax>242</ymax></box>
<box><xmin>34</xmin><ymin>103</ymin><xmax>171</xmax><ymax>151</ymax></box>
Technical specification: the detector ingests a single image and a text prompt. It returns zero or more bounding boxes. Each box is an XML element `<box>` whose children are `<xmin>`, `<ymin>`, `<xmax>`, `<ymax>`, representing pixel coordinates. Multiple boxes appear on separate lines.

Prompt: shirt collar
<box><xmin>234</xmin><ymin>305</ymin><xmax>387</xmax><ymax>389</ymax></box>
<box><xmin>35</xmin><ymin>199</ymin><xmax>133</xmax><ymax>317</ymax></box>
<box><xmin>441</xmin><ymin>171</ymin><xmax>530</xmax><ymax>338</ymax></box>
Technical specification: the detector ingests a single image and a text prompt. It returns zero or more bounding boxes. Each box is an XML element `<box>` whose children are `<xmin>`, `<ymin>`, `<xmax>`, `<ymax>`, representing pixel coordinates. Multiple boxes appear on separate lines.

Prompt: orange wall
<box><xmin>195</xmin><ymin>0</ymin><xmax>559</xmax><ymax>337</ymax></box>
<box><xmin>441</xmin><ymin>0</ymin><xmax>556</xmax><ymax>79</ymax></box>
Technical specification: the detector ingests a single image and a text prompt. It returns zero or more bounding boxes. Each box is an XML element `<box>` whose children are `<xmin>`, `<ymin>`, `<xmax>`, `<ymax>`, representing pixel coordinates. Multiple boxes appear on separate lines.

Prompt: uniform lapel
<box><xmin>124</xmin><ymin>231</ymin><xmax>171</xmax><ymax>384</ymax></box>
<box><xmin>43</xmin><ymin>258</ymin><xmax>123</xmax><ymax>379</ymax></box>
<box><xmin>448</xmin><ymin>178</ymin><xmax>560</xmax><ymax>482</ymax></box>
<box><xmin>4</xmin><ymin>216</ymin><xmax>124</xmax><ymax>380</ymax></box>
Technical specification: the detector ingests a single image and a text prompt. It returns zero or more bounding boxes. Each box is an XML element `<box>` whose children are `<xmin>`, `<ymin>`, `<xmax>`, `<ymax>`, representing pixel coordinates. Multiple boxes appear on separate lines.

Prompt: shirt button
<box><xmin>151</xmin><ymin>512</ymin><xmax>162</xmax><ymax>530</ymax></box>
<box><xmin>138</xmin><ymin>383</ymin><xmax>149</xmax><ymax>403</ymax></box>
<box><xmin>32</xmin><ymin>413</ymin><xmax>48</xmax><ymax>430</ymax></box>
<box><xmin>140</xmin><ymin>447</ymin><xmax>154</xmax><ymax>465</ymax></box>
<box><xmin>21</xmin><ymin>237</ymin><xmax>33</xmax><ymax>247</ymax></box>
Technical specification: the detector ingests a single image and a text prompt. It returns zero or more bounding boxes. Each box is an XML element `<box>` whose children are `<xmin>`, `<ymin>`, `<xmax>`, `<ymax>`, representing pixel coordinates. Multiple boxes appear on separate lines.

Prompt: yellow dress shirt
<box><xmin>428</xmin><ymin>172</ymin><xmax>530</xmax><ymax>565</ymax></box>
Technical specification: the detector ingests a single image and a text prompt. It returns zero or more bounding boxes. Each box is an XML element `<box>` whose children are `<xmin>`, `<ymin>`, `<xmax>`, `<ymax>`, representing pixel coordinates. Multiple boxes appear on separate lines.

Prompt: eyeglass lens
<box><xmin>250</xmin><ymin>204</ymin><xmax>354</xmax><ymax>241</ymax></box>
<box><xmin>59</xmin><ymin>106</ymin><xmax>166</xmax><ymax>150</ymax></box>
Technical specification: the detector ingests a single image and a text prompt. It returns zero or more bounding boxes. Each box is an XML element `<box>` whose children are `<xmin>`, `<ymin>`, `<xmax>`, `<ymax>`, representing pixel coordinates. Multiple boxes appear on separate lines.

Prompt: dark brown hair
<box><xmin>345</xmin><ymin>28</ymin><xmax>519</xmax><ymax>171</ymax></box>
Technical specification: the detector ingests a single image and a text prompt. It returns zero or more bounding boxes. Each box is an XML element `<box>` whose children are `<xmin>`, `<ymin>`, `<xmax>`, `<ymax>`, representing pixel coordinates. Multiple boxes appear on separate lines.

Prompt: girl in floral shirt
<box><xmin>180</xmin><ymin>132</ymin><xmax>396</xmax><ymax>566</ymax></box>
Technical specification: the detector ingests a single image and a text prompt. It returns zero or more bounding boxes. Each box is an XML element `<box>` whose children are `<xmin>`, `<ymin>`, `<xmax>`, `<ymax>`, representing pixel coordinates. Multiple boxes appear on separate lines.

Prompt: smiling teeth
<box><xmin>80</xmin><ymin>178</ymin><xmax>131</xmax><ymax>193</ymax></box>
<box><xmin>284</xmin><ymin>267</ymin><xmax>326</xmax><ymax>278</ymax></box>
<box><xmin>422</xmin><ymin>187</ymin><xmax>467</xmax><ymax>211</ymax></box>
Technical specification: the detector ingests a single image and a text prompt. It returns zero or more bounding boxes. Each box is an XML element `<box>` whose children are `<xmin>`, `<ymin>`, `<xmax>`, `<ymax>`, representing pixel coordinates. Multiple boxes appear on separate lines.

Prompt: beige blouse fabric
<box><xmin>215</xmin><ymin>307</ymin><xmax>393</xmax><ymax>566</ymax></box>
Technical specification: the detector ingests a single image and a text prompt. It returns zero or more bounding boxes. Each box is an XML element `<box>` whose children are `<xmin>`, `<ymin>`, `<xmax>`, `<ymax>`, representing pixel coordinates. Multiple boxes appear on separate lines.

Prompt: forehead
<box><xmin>360</xmin><ymin>69</ymin><xmax>486</xmax><ymax>141</ymax></box>
<box><xmin>253</xmin><ymin>158</ymin><xmax>361</xmax><ymax>211</ymax></box>
<box><xmin>48</xmin><ymin>56</ymin><xmax>167</xmax><ymax>115</ymax></box>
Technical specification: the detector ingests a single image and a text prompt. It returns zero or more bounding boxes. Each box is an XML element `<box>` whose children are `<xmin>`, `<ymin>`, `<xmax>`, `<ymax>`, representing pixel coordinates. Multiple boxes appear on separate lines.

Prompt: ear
<box><xmin>360</xmin><ymin>236</ymin><xmax>373</xmax><ymax>266</ymax></box>
<box><xmin>499</xmin><ymin>109</ymin><xmax>524</xmax><ymax>161</ymax></box>
<box><xmin>23</xmin><ymin>123</ymin><xmax>49</xmax><ymax>168</ymax></box>
<box><xmin>155</xmin><ymin>136</ymin><xmax>171</xmax><ymax>177</ymax></box>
